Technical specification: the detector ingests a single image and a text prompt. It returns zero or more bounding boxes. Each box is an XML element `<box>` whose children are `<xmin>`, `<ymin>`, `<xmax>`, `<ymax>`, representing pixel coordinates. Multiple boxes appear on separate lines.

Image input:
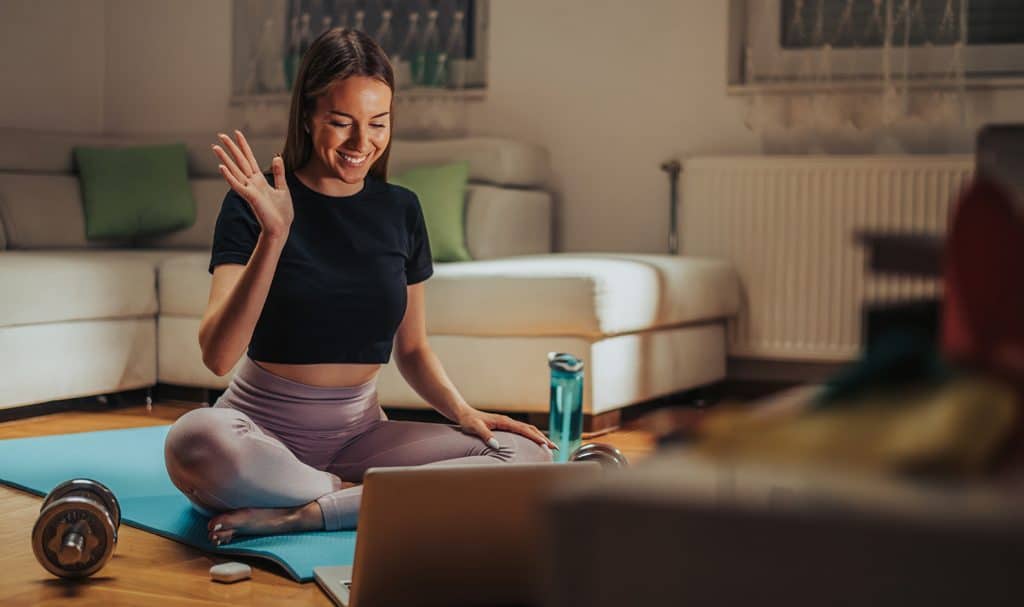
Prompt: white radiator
<box><xmin>680</xmin><ymin>155</ymin><xmax>973</xmax><ymax>362</ymax></box>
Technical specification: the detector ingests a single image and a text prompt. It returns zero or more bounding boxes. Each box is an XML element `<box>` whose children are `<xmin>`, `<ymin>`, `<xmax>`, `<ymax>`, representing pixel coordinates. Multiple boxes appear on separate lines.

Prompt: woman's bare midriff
<box><xmin>253</xmin><ymin>361</ymin><xmax>382</xmax><ymax>388</ymax></box>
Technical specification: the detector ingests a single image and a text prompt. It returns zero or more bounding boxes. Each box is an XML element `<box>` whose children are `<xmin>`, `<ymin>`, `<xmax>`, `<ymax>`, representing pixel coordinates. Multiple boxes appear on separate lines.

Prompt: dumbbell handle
<box><xmin>57</xmin><ymin>522</ymin><xmax>89</xmax><ymax>566</ymax></box>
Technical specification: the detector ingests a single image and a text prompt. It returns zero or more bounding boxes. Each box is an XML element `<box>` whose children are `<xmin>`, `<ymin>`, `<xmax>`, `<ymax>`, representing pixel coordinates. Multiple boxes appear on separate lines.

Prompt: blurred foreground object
<box><xmin>542</xmin><ymin>453</ymin><xmax>1024</xmax><ymax>607</ymax></box>
<box><xmin>943</xmin><ymin>172</ymin><xmax>1024</xmax><ymax>471</ymax></box>
<box><xmin>943</xmin><ymin>176</ymin><xmax>1024</xmax><ymax>398</ymax></box>
<box><xmin>695</xmin><ymin>375</ymin><xmax>1016</xmax><ymax>478</ymax></box>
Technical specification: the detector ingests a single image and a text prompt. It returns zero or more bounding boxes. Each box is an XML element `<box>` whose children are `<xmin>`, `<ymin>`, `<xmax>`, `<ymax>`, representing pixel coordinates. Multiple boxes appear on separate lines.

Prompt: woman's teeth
<box><xmin>339</xmin><ymin>152</ymin><xmax>369</xmax><ymax>166</ymax></box>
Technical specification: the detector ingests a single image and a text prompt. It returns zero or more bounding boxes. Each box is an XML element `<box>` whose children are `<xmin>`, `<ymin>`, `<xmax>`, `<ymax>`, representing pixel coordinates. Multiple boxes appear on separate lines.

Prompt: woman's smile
<box><xmin>337</xmin><ymin>150</ymin><xmax>371</xmax><ymax>167</ymax></box>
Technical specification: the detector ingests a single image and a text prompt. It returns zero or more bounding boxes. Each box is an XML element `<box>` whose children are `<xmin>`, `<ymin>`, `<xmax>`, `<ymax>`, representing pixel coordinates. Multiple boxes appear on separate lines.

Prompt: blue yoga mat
<box><xmin>0</xmin><ymin>425</ymin><xmax>356</xmax><ymax>582</ymax></box>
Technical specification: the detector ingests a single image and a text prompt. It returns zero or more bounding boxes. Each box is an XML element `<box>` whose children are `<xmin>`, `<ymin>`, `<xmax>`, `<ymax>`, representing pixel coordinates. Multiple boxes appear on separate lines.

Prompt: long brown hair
<box><xmin>281</xmin><ymin>28</ymin><xmax>395</xmax><ymax>181</ymax></box>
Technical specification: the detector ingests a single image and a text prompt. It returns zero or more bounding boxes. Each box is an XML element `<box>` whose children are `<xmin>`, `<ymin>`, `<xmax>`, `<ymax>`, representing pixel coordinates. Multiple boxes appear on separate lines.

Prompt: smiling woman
<box><xmin>164</xmin><ymin>27</ymin><xmax>555</xmax><ymax>546</ymax></box>
<box><xmin>292</xmin><ymin>76</ymin><xmax>392</xmax><ymax>197</ymax></box>
<box><xmin>283</xmin><ymin>28</ymin><xmax>396</xmax><ymax>196</ymax></box>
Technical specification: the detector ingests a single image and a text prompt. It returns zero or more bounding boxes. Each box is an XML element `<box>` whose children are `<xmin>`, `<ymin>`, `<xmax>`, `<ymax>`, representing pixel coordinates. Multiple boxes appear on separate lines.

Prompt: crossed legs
<box><xmin>164</xmin><ymin>405</ymin><xmax>552</xmax><ymax>541</ymax></box>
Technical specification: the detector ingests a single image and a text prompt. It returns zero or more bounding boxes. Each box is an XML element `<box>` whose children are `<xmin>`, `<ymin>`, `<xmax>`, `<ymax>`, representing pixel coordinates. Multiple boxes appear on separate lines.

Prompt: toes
<box><xmin>208</xmin><ymin>515</ymin><xmax>228</xmax><ymax>532</ymax></box>
<box><xmin>209</xmin><ymin>529</ymin><xmax>235</xmax><ymax>546</ymax></box>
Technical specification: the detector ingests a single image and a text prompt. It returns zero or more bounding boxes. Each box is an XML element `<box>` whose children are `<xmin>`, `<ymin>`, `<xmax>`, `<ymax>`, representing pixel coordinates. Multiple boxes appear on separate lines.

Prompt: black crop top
<box><xmin>208</xmin><ymin>170</ymin><xmax>434</xmax><ymax>364</ymax></box>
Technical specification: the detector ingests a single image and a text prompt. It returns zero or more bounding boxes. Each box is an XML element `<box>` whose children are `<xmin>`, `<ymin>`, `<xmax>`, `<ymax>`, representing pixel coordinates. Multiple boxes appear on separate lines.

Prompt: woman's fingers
<box><xmin>217</xmin><ymin>132</ymin><xmax>253</xmax><ymax>176</ymax></box>
<box><xmin>525</xmin><ymin>425</ymin><xmax>557</xmax><ymax>449</ymax></box>
<box><xmin>217</xmin><ymin>163</ymin><xmax>248</xmax><ymax>200</ymax></box>
<box><xmin>495</xmin><ymin>416</ymin><xmax>557</xmax><ymax>450</ymax></box>
<box><xmin>233</xmin><ymin>129</ymin><xmax>262</xmax><ymax>177</ymax></box>
<box><xmin>212</xmin><ymin>145</ymin><xmax>246</xmax><ymax>184</ymax></box>
<box><xmin>270</xmin><ymin>155</ymin><xmax>287</xmax><ymax>190</ymax></box>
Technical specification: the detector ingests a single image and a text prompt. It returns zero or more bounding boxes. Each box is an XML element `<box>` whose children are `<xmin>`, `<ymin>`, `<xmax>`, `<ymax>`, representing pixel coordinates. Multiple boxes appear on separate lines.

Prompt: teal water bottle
<box><xmin>548</xmin><ymin>352</ymin><xmax>584</xmax><ymax>463</ymax></box>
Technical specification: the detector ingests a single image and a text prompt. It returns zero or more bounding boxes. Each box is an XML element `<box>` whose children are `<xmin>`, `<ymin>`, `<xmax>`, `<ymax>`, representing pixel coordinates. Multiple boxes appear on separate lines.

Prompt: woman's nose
<box><xmin>348</xmin><ymin>125</ymin><xmax>371</xmax><ymax>151</ymax></box>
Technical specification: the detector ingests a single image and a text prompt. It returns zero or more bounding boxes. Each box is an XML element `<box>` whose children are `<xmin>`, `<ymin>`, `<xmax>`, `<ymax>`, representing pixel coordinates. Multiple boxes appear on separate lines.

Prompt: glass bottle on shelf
<box><xmin>353</xmin><ymin>7</ymin><xmax>365</xmax><ymax>32</ymax></box>
<box><xmin>397</xmin><ymin>12</ymin><xmax>421</xmax><ymax>90</ymax></box>
<box><xmin>375</xmin><ymin>8</ymin><xmax>395</xmax><ymax>57</ymax></box>
<box><xmin>257</xmin><ymin>18</ymin><xmax>286</xmax><ymax>93</ymax></box>
<box><xmin>298</xmin><ymin>12</ymin><xmax>314</xmax><ymax>58</ymax></box>
<box><xmin>420</xmin><ymin>9</ymin><xmax>441</xmax><ymax>87</ymax></box>
<box><xmin>444</xmin><ymin>9</ymin><xmax>467</xmax><ymax>89</ymax></box>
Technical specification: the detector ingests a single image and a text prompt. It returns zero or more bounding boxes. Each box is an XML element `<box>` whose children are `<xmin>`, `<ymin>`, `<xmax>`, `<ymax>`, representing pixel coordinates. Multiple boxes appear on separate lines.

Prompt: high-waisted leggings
<box><xmin>163</xmin><ymin>355</ymin><xmax>553</xmax><ymax>531</ymax></box>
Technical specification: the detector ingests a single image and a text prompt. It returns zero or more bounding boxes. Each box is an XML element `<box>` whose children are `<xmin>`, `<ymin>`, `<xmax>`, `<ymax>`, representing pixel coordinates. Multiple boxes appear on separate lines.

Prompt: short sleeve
<box><xmin>406</xmin><ymin>195</ymin><xmax>434</xmax><ymax>285</ymax></box>
<box><xmin>208</xmin><ymin>190</ymin><xmax>260</xmax><ymax>274</ymax></box>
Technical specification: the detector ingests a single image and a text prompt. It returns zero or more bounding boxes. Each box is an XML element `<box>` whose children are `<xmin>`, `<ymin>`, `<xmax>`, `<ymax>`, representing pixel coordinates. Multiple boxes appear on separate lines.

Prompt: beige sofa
<box><xmin>0</xmin><ymin>129</ymin><xmax>740</xmax><ymax>421</ymax></box>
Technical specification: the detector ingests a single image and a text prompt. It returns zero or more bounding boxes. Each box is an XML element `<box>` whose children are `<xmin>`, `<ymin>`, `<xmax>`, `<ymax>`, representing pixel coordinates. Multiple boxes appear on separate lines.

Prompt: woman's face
<box><xmin>307</xmin><ymin>75</ymin><xmax>392</xmax><ymax>184</ymax></box>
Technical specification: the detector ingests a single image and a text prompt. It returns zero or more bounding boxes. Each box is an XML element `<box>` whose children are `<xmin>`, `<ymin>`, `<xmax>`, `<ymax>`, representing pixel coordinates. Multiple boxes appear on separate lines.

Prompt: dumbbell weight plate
<box><xmin>41</xmin><ymin>478</ymin><xmax>121</xmax><ymax>530</ymax></box>
<box><xmin>32</xmin><ymin>495</ymin><xmax>118</xmax><ymax>578</ymax></box>
<box><xmin>569</xmin><ymin>442</ymin><xmax>629</xmax><ymax>468</ymax></box>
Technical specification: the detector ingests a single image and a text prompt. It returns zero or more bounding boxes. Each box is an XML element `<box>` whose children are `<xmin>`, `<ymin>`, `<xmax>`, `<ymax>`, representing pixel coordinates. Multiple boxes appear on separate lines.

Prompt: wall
<box><xmin>104</xmin><ymin>0</ymin><xmax>231</xmax><ymax>135</ymax></box>
<box><xmin>466</xmin><ymin>0</ymin><xmax>761</xmax><ymax>253</ymax></box>
<box><xmin>0</xmin><ymin>0</ymin><xmax>230</xmax><ymax>136</ymax></box>
<box><xmin>0</xmin><ymin>0</ymin><xmax>107</xmax><ymax>133</ymax></box>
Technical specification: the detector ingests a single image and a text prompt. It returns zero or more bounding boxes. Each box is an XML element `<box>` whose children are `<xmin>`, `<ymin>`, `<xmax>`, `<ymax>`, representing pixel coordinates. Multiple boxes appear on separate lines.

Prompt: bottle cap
<box><xmin>548</xmin><ymin>352</ymin><xmax>583</xmax><ymax>373</ymax></box>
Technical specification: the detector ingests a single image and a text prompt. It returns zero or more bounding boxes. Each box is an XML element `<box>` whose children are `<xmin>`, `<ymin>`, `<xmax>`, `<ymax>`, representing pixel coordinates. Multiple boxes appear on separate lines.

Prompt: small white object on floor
<box><xmin>210</xmin><ymin>561</ymin><xmax>252</xmax><ymax>583</ymax></box>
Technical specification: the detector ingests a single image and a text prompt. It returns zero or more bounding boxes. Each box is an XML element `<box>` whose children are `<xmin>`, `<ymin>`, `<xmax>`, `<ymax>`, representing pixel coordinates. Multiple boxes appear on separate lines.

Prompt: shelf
<box><xmin>728</xmin><ymin>75</ymin><xmax>1024</xmax><ymax>96</ymax></box>
<box><xmin>231</xmin><ymin>87</ymin><xmax>487</xmax><ymax>105</ymax></box>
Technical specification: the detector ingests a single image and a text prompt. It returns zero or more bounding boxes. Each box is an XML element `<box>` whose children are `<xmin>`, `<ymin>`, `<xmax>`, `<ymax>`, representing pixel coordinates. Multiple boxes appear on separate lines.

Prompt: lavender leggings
<box><xmin>164</xmin><ymin>355</ymin><xmax>552</xmax><ymax>531</ymax></box>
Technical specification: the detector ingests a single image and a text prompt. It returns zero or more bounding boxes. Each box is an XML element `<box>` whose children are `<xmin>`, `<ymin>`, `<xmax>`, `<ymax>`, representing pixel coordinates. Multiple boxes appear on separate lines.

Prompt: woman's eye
<box><xmin>371</xmin><ymin>124</ymin><xmax>387</xmax><ymax>129</ymax></box>
<box><xmin>331</xmin><ymin>122</ymin><xmax>351</xmax><ymax>128</ymax></box>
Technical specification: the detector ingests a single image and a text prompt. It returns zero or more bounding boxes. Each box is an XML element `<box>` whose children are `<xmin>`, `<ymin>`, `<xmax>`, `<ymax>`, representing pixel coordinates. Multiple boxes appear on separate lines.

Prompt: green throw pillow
<box><xmin>390</xmin><ymin>160</ymin><xmax>471</xmax><ymax>262</ymax></box>
<box><xmin>74</xmin><ymin>143</ymin><xmax>196</xmax><ymax>241</ymax></box>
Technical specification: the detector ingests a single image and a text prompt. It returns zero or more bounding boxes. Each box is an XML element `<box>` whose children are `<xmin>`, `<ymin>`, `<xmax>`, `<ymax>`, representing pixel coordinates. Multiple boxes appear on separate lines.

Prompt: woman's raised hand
<box><xmin>212</xmin><ymin>130</ymin><xmax>294</xmax><ymax>239</ymax></box>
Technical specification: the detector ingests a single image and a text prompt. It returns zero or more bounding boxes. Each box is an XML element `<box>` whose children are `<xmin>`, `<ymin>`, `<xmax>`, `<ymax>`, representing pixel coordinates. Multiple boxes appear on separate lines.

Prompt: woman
<box><xmin>164</xmin><ymin>28</ymin><xmax>556</xmax><ymax>546</ymax></box>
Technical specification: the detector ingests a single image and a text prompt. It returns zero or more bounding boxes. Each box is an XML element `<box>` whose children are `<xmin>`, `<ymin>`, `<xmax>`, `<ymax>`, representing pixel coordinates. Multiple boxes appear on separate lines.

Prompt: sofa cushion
<box><xmin>0</xmin><ymin>251</ymin><xmax>160</xmax><ymax>328</ymax></box>
<box><xmin>136</xmin><ymin>178</ymin><xmax>224</xmax><ymax>249</ymax></box>
<box><xmin>74</xmin><ymin>143</ymin><xmax>196</xmax><ymax>240</ymax></box>
<box><xmin>158</xmin><ymin>253</ymin><xmax>213</xmax><ymax>316</ymax></box>
<box><xmin>0</xmin><ymin>172</ymin><xmax>224</xmax><ymax>251</ymax></box>
<box><xmin>424</xmin><ymin>254</ymin><xmax>741</xmax><ymax>338</ymax></box>
<box><xmin>0</xmin><ymin>173</ymin><xmax>129</xmax><ymax>249</ymax></box>
<box><xmin>391</xmin><ymin>161</ymin><xmax>472</xmax><ymax>262</ymax></box>
<box><xmin>158</xmin><ymin>252</ymin><xmax>739</xmax><ymax>338</ymax></box>
<box><xmin>465</xmin><ymin>185</ymin><xmax>552</xmax><ymax>260</ymax></box>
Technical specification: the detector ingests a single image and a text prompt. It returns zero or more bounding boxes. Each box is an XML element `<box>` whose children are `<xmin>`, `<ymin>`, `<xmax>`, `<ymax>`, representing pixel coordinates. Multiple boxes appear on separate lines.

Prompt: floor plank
<box><xmin>0</xmin><ymin>402</ymin><xmax>655</xmax><ymax>606</ymax></box>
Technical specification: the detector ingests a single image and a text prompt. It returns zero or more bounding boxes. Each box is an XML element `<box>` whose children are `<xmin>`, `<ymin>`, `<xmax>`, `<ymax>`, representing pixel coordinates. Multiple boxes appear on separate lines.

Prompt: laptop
<box><xmin>314</xmin><ymin>461</ymin><xmax>602</xmax><ymax>607</ymax></box>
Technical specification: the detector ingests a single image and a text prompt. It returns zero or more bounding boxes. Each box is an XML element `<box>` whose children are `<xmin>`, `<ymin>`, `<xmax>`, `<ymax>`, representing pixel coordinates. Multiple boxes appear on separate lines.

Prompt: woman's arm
<box><xmin>198</xmin><ymin>231</ymin><xmax>287</xmax><ymax>376</ymax></box>
<box><xmin>199</xmin><ymin>130</ymin><xmax>294</xmax><ymax>376</ymax></box>
<box><xmin>394</xmin><ymin>283</ymin><xmax>557</xmax><ymax>449</ymax></box>
<box><xmin>393</xmin><ymin>283</ymin><xmax>470</xmax><ymax>420</ymax></box>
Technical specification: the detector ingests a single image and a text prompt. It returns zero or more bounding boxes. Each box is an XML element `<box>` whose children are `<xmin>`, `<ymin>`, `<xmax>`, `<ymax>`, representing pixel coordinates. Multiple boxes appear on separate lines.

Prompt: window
<box><xmin>730</xmin><ymin>0</ymin><xmax>1024</xmax><ymax>88</ymax></box>
<box><xmin>781</xmin><ymin>0</ymin><xmax>1024</xmax><ymax>48</ymax></box>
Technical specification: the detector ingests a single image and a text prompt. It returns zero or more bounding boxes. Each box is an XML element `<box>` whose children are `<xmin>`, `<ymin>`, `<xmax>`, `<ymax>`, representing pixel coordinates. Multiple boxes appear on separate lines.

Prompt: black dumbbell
<box><xmin>31</xmin><ymin>478</ymin><xmax>121</xmax><ymax>578</ymax></box>
<box><xmin>569</xmin><ymin>442</ymin><xmax>629</xmax><ymax>468</ymax></box>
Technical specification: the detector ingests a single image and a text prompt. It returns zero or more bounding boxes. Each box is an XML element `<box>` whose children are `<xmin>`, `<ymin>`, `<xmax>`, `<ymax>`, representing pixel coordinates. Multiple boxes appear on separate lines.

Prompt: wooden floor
<box><xmin>0</xmin><ymin>402</ymin><xmax>655</xmax><ymax>606</ymax></box>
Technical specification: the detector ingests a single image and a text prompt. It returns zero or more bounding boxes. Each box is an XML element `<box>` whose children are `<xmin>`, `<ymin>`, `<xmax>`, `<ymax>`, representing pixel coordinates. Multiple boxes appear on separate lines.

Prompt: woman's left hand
<box><xmin>455</xmin><ymin>408</ymin><xmax>559</xmax><ymax>452</ymax></box>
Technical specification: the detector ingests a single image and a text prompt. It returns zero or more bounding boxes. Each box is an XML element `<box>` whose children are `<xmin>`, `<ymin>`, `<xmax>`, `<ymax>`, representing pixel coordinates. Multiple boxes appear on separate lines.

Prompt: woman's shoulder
<box><xmin>378</xmin><ymin>178</ymin><xmax>418</xmax><ymax>203</ymax></box>
<box><xmin>377</xmin><ymin>178</ymin><xmax>424</xmax><ymax>216</ymax></box>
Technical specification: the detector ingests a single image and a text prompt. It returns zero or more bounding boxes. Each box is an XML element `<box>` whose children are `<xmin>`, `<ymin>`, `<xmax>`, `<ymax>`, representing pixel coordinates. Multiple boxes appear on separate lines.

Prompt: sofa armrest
<box><xmin>465</xmin><ymin>185</ymin><xmax>552</xmax><ymax>260</ymax></box>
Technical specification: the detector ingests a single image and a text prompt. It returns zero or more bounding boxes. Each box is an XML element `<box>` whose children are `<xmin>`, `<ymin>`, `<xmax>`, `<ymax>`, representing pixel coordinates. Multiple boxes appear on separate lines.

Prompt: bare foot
<box><xmin>206</xmin><ymin>480</ymin><xmax>360</xmax><ymax>545</ymax></box>
<box><xmin>207</xmin><ymin>501</ymin><xmax>321</xmax><ymax>545</ymax></box>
